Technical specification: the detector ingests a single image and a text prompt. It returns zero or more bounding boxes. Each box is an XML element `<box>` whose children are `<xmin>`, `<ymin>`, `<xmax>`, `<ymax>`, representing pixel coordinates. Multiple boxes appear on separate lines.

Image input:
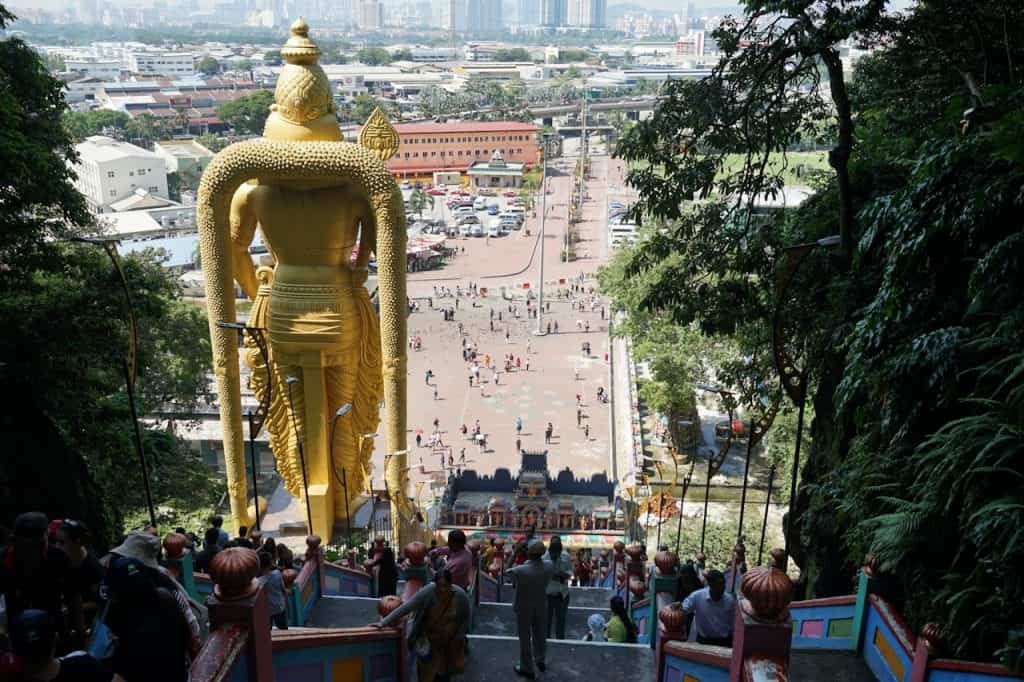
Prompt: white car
<box><xmin>471</xmin><ymin>225</ymin><xmax>485</xmax><ymax>237</ymax></box>
<box><xmin>459</xmin><ymin>224</ymin><xmax>472</xmax><ymax>237</ymax></box>
<box><xmin>473</xmin><ymin>196</ymin><xmax>487</xmax><ymax>210</ymax></box>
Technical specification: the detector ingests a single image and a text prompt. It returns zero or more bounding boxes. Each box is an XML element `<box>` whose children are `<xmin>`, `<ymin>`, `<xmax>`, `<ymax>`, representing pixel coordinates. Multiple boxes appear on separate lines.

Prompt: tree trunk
<box><xmin>821</xmin><ymin>47</ymin><xmax>856</xmax><ymax>261</ymax></box>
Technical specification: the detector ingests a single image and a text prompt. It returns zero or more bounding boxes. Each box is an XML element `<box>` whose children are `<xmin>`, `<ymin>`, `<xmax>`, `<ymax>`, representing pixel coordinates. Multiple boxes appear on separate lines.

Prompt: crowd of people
<box><xmin>0</xmin><ymin>512</ymin><xmax>302</xmax><ymax>681</ymax></box>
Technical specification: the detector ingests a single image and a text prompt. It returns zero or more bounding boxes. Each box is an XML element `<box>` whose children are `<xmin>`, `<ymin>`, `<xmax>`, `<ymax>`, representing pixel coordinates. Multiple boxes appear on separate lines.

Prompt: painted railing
<box><xmin>270</xmin><ymin>626</ymin><xmax>407</xmax><ymax>682</ymax></box>
<box><xmin>863</xmin><ymin>594</ymin><xmax>916</xmax><ymax>682</ymax></box>
<box><xmin>287</xmin><ymin>554</ymin><xmax>323</xmax><ymax>627</ymax></box>
<box><xmin>322</xmin><ymin>561</ymin><xmax>373</xmax><ymax>598</ymax></box>
<box><xmin>660</xmin><ymin>640</ymin><xmax>731</xmax><ymax>682</ymax></box>
<box><xmin>190</xmin><ymin>625</ymin><xmax>250</xmax><ymax>682</ymax></box>
<box><xmin>478</xmin><ymin>569</ymin><xmax>500</xmax><ymax>602</ymax></box>
<box><xmin>630</xmin><ymin>596</ymin><xmax>651</xmax><ymax>645</ymax></box>
<box><xmin>789</xmin><ymin>595</ymin><xmax>857</xmax><ymax>650</ymax></box>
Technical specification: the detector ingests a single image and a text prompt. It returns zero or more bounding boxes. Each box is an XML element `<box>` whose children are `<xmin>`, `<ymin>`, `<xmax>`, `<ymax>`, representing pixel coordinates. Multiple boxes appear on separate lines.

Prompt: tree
<box><xmin>197</xmin><ymin>55</ymin><xmax>220</xmax><ymax>77</ymax></box>
<box><xmin>355</xmin><ymin>47</ymin><xmax>392</xmax><ymax>66</ymax></box>
<box><xmin>63</xmin><ymin>109</ymin><xmax>132</xmax><ymax>141</ymax></box>
<box><xmin>216</xmin><ymin>89</ymin><xmax>274</xmax><ymax>135</ymax></box>
<box><xmin>320</xmin><ymin>48</ymin><xmax>348</xmax><ymax>65</ymax></box>
<box><xmin>125</xmin><ymin>113</ymin><xmax>172</xmax><ymax>146</ymax></box>
<box><xmin>392</xmin><ymin>48</ymin><xmax>413</xmax><ymax>61</ymax></box>
<box><xmin>262</xmin><ymin>49</ymin><xmax>282</xmax><ymax>66</ymax></box>
<box><xmin>350</xmin><ymin>94</ymin><xmax>394</xmax><ymax>124</ymax></box>
<box><xmin>0</xmin><ymin>5</ymin><xmax>217</xmax><ymax>546</ymax></box>
<box><xmin>607</xmin><ymin>0</ymin><xmax>1024</xmax><ymax>665</ymax></box>
<box><xmin>407</xmin><ymin>188</ymin><xmax>434</xmax><ymax>219</ymax></box>
<box><xmin>494</xmin><ymin>47</ymin><xmax>531</xmax><ymax>62</ymax></box>
<box><xmin>44</xmin><ymin>52</ymin><xmax>65</xmax><ymax>71</ymax></box>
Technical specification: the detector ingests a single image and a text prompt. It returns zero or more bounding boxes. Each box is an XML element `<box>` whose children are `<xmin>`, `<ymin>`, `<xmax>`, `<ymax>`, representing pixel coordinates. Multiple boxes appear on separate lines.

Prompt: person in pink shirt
<box><xmin>429</xmin><ymin>530</ymin><xmax>473</xmax><ymax>591</ymax></box>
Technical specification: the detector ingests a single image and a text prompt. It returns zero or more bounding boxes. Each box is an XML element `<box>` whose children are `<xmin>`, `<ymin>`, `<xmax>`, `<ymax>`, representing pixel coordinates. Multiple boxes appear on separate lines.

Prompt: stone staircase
<box><xmin>308</xmin><ymin>585</ymin><xmax>873</xmax><ymax>681</ymax></box>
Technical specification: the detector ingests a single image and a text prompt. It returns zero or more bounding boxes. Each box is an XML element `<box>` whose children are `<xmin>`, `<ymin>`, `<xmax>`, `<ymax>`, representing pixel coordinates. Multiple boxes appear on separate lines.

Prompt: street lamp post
<box><xmin>757</xmin><ymin>464</ymin><xmax>776</xmax><ymax>565</ymax></box>
<box><xmin>284</xmin><ymin>376</ymin><xmax>314</xmax><ymax>536</ymax></box>
<box><xmin>535</xmin><ymin>132</ymin><xmax>554</xmax><ymax>336</ymax></box>
<box><xmin>328</xmin><ymin>403</ymin><xmax>352</xmax><ymax>546</ymax></box>
<box><xmin>772</xmin><ymin>235</ymin><xmax>840</xmax><ymax>562</ymax></box>
<box><xmin>736</xmin><ymin>416</ymin><xmax>757</xmax><ymax>546</ymax></box>
<box><xmin>71</xmin><ymin>238</ymin><xmax>157</xmax><ymax>530</ymax></box>
<box><xmin>694</xmin><ymin>384</ymin><xmax>737</xmax><ymax>553</ymax></box>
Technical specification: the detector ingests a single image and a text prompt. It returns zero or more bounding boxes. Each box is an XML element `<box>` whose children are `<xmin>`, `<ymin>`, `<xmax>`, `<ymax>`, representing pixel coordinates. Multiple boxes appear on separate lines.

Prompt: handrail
<box><xmin>869</xmin><ymin>594</ymin><xmax>916</xmax><ymax>658</ymax></box>
<box><xmin>323</xmin><ymin>560</ymin><xmax>372</xmax><ymax>579</ymax></box>
<box><xmin>190</xmin><ymin>625</ymin><xmax>248</xmax><ymax>682</ymax></box>
<box><xmin>271</xmin><ymin>625</ymin><xmax>403</xmax><ymax>651</ymax></box>
<box><xmin>928</xmin><ymin>659</ymin><xmax>1024</xmax><ymax>678</ymax></box>
<box><xmin>662</xmin><ymin>640</ymin><xmax>731</xmax><ymax>668</ymax></box>
<box><xmin>789</xmin><ymin>595</ymin><xmax>857</xmax><ymax>609</ymax></box>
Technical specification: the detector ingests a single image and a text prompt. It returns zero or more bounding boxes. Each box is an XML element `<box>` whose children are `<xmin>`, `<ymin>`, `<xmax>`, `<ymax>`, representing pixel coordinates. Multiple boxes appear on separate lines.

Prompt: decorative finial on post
<box><xmin>208</xmin><ymin>547</ymin><xmax>261</xmax><ymax>600</ymax></box>
<box><xmin>659</xmin><ymin>602</ymin><xmax>686</xmax><ymax>636</ymax></box>
<box><xmin>305</xmin><ymin>535</ymin><xmax>322</xmax><ymax>561</ymax></box>
<box><xmin>738</xmin><ymin>566</ymin><xmax>793</xmax><ymax>623</ymax></box>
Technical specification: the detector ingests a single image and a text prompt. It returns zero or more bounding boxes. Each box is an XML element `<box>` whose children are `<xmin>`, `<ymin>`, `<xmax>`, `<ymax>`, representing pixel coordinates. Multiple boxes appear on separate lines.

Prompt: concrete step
<box><xmin>474</xmin><ymin>601</ymin><xmax>609</xmax><ymax>640</ymax></box>
<box><xmin>790</xmin><ymin>650</ymin><xmax>875</xmax><ymax>681</ymax></box>
<box><xmin>463</xmin><ymin>634</ymin><xmax>653</xmax><ymax>682</ymax></box>
<box><xmin>308</xmin><ymin>595</ymin><xmax>380</xmax><ymax>629</ymax></box>
<box><xmin>491</xmin><ymin>584</ymin><xmax>614</xmax><ymax>609</ymax></box>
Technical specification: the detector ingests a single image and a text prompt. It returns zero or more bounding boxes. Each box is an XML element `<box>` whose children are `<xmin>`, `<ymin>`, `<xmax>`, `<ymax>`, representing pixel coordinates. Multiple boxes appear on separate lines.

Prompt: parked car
<box><xmin>486</xmin><ymin>204</ymin><xmax>500</xmax><ymax>215</ymax></box>
<box><xmin>473</xmin><ymin>197</ymin><xmax>487</xmax><ymax>210</ymax></box>
<box><xmin>428</xmin><ymin>189</ymin><xmax>445</xmax><ymax>196</ymax></box>
<box><xmin>400</xmin><ymin>181</ymin><xmax>412</xmax><ymax>190</ymax></box>
<box><xmin>478</xmin><ymin>188</ymin><xmax>497</xmax><ymax>196</ymax></box>
<box><xmin>503</xmin><ymin>191</ymin><xmax>518</xmax><ymax>197</ymax></box>
<box><xmin>471</xmin><ymin>224</ymin><xmax>485</xmax><ymax>237</ymax></box>
<box><xmin>459</xmin><ymin>224</ymin><xmax>472</xmax><ymax>238</ymax></box>
<box><xmin>457</xmin><ymin>214</ymin><xmax>480</xmax><ymax>225</ymax></box>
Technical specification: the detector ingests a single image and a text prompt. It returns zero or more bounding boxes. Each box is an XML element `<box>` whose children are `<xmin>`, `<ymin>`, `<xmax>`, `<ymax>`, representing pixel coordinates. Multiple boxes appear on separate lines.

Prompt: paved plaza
<box><xmin>367</xmin><ymin>143</ymin><xmax>631</xmax><ymax>508</ymax></box>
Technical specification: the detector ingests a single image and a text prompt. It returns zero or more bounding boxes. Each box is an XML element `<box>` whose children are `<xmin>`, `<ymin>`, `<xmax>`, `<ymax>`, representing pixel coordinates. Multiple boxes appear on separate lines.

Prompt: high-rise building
<box><xmin>432</xmin><ymin>0</ymin><xmax>467</xmax><ymax>31</ymax></box>
<box><xmin>515</xmin><ymin>0</ymin><xmax>540</xmax><ymax>25</ymax></box>
<box><xmin>566</xmin><ymin>0</ymin><xmax>603</xmax><ymax>28</ymax></box>
<box><xmin>540</xmin><ymin>0</ymin><xmax>565</xmax><ymax>27</ymax></box>
<box><xmin>467</xmin><ymin>0</ymin><xmax>502</xmax><ymax>31</ymax></box>
<box><xmin>357</xmin><ymin>0</ymin><xmax>384</xmax><ymax>29</ymax></box>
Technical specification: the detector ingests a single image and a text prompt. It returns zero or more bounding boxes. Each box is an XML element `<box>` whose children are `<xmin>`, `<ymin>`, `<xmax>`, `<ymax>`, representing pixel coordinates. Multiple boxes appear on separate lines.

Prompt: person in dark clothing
<box><xmin>232</xmin><ymin>526</ymin><xmax>253</xmax><ymax>549</ymax></box>
<box><xmin>193</xmin><ymin>528</ymin><xmax>221</xmax><ymax>573</ymax></box>
<box><xmin>0</xmin><ymin>512</ymin><xmax>79</xmax><ymax>643</ymax></box>
<box><xmin>376</xmin><ymin>547</ymin><xmax>399</xmax><ymax>597</ymax></box>
<box><xmin>104</xmin><ymin>557</ymin><xmax>191</xmax><ymax>682</ymax></box>
<box><xmin>54</xmin><ymin>520</ymin><xmax>104</xmax><ymax>629</ymax></box>
<box><xmin>9</xmin><ymin>609</ymin><xmax>122</xmax><ymax>682</ymax></box>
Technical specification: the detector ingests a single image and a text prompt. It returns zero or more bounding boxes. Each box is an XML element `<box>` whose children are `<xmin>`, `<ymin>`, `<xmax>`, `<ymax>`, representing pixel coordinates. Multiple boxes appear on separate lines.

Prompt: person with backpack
<box><xmin>104</xmin><ymin>557</ymin><xmax>192</xmax><ymax>682</ymax></box>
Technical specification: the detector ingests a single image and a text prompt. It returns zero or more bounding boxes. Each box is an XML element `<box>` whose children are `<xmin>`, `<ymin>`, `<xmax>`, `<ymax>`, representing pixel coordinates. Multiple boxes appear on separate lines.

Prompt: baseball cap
<box><xmin>9</xmin><ymin>610</ymin><xmax>55</xmax><ymax>663</ymax></box>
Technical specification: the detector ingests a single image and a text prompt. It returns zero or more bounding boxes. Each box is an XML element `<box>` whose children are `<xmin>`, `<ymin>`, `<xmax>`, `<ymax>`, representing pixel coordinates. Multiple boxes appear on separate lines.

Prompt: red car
<box><xmin>503</xmin><ymin>191</ymin><xmax>518</xmax><ymax>197</ymax></box>
<box><xmin>428</xmin><ymin>189</ymin><xmax>445</xmax><ymax>196</ymax></box>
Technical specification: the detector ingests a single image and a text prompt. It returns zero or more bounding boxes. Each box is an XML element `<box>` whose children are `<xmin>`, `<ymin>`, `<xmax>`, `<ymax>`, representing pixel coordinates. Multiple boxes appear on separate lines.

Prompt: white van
<box><xmin>459</xmin><ymin>224</ymin><xmax>472</xmax><ymax>238</ymax></box>
<box><xmin>473</xmin><ymin>196</ymin><xmax>487</xmax><ymax>210</ymax></box>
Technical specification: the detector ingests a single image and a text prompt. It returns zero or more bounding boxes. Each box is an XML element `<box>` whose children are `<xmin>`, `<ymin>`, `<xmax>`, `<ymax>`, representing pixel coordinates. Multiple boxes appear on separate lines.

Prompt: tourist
<box><xmin>9</xmin><ymin>609</ymin><xmax>123</xmax><ymax>682</ymax></box>
<box><xmin>377</xmin><ymin>547</ymin><xmax>400</xmax><ymax>597</ymax></box>
<box><xmin>0</xmin><ymin>512</ymin><xmax>79</xmax><ymax>639</ymax></box>
<box><xmin>433</xmin><ymin>385</ymin><xmax>439</xmax><ymax>400</ymax></box>
<box><xmin>516</xmin><ymin>437</ymin><xmax>522</xmax><ymax>452</ymax></box>
<box><xmin>416</xmin><ymin>433</ymin><xmax>423</xmax><ymax>448</ymax></box>
<box><xmin>545</xmin><ymin>422</ymin><xmax>554</xmax><ymax>444</ymax></box>
<box><xmin>681</xmin><ymin>569</ymin><xmax>735</xmax><ymax>647</ymax></box>
<box><xmin>544</xmin><ymin>536</ymin><xmax>573</xmax><ymax>640</ymax></box>
<box><xmin>276</xmin><ymin>543</ymin><xmax>295</xmax><ymax>570</ymax></box>
<box><xmin>258</xmin><ymin>552</ymin><xmax>288</xmax><ymax>630</ymax></box>
<box><xmin>429</xmin><ymin>529</ymin><xmax>473</xmax><ymax>591</ymax></box>
<box><xmin>208</xmin><ymin>516</ymin><xmax>229</xmax><ymax>549</ymax></box>
<box><xmin>604</xmin><ymin>596</ymin><xmax>638</xmax><ymax>643</ymax></box>
<box><xmin>584</xmin><ymin>423</ymin><xmax>590</xmax><ymax>439</ymax></box>
<box><xmin>583</xmin><ymin>613</ymin><xmax>606</xmax><ymax>642</ymax></box>
<box><xmin>104</xmin><ymin>557</ymin><xmax>193</xmax><ymax>681</ymax></box>
<box><xmin>508</xmin><ymin>540</ymin><xmax>555</xmax><ymax>678</ymax></box>
<box><xmin>577</xmin><ymin>408</ymin><xmax>583</xmax><ymax>427</ymax></box>
<box><xmin>194</xmin><ymin>528</ymin><xmax>222</xmax><ymax>573</ymax></box>
<box><xmin>515</xmin><ymin>416</ymin><xmax>523</xmax><ymax>434</ymax></box>
<box><xmin>373</xmin><ymin>569</ymin><xmax>470</xmax><ymax>682</ymax></box>
<box><xmin>233</xmin><ymin>526</ymin><xmax>253</xmax><ymax>549</ymax></box>
<box><xmin>54</xmin><ymin>520</ymin><xmax>104</xmax><ymax>623</ymax></box>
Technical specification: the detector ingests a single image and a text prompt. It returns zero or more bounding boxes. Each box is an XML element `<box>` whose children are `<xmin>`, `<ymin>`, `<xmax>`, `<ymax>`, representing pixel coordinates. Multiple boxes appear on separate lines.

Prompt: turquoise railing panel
<box><xmin>789</xmin><ymin>596</ymin><xmax>857</xmax><ymax>651</ymax></box>
<box><xmin>271</xmin><ymin>627</ymin><xmax>404</xmax><ymax>682</ymax></box>
<box><xmin>630</xmin><ymin>597</ymin><xmax>650</xmax><ymax>645</ymax></box>
<box><xmin>661</xmin><ymin>641</ymin><xmax>731</xmax><ymax>682</ymax></box>
<box><xmin>863</xmin><ymin>595</ymin><xmax>915</xmax><ymax>682</ymax></box>
<box><xmin>323</xmin><ymin>562</ymin><xmax>373</xmax><ymax>597</ymax></box>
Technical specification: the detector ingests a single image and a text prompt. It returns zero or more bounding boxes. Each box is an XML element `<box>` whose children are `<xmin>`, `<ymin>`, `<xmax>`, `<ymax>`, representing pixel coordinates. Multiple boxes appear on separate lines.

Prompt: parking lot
<box><xmin>400</xmin><ymin>183</ymin><xmax>528</xmax><ymax>239</ymax></box>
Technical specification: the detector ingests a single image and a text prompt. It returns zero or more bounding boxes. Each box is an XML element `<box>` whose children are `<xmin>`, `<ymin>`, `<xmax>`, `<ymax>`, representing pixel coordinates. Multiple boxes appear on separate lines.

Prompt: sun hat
<box><xmin>110</xmin><ymin>531</ymin><xmax>161</xmax><ymax>570</ymax></box>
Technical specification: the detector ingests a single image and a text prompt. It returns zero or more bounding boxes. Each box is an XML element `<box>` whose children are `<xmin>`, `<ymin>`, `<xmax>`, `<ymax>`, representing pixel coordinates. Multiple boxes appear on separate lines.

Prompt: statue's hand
<box><xmin>352</xmin><ymin>267</ymin><xmax>369</xmax><ymax>286</ymax></box>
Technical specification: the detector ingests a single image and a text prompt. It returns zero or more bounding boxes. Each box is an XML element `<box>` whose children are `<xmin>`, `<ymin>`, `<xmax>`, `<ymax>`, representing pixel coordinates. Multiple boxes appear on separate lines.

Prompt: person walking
<box><xmin>433</xmin><ymin>385</ymin><xmax>439</xmax><ymax>400</ymax></box>
<box><xmin>508</xmin><ymin>541</ymin><xmax>555</xmax><ymax>679</ymax></box>
<box><xmin>681</xmin><ymin>570</ymin><xmax>735</xmax><ymax>646</ymax></box>
<box><xmin>544</xmin><ymin>536</ymin><xmax>573</xmax><ymax>640</ymax></box>
<box><xmin>258</xmin><ymin>552</ymin><xmax>288</xmax><ymax>630</ymax></box>
<box><xmin>577</xmin><ymin>408</ymin><xmax>582</xmax><ymax>428</ymax></box>
<box><xmin>515</xmin><ymin>416</ymin><xmax>523</xmax><ymax>435</ymax></box>
<box><xmin>374</xmin><ymin>569</ymin><xmax>470</xmax><ymax>682</ymax></box>
<box><xmin>584</xmin><ymin>423</ymin><xmax>590</xmax><ymax>440</ymax></box>
<box><xmin>544</xmin><ymin>423</ymin><xmax>553</xmax><ymax>444</ymax></box>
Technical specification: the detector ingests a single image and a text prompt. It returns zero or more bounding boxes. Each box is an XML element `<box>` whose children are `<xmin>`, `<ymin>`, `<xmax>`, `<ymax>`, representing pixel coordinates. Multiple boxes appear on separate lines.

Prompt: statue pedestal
<box><xmin>307</xmin><ymin>483</ymin><xmax>333</xmax><ymax>541</ymax></box>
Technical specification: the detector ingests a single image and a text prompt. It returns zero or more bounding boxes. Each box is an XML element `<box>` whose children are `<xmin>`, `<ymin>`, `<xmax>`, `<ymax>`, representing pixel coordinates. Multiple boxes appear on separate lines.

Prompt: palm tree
<box><xmin>408</xmin><ymin>188</ymin><xmax>434</xmax><ymax>220</ymax></box>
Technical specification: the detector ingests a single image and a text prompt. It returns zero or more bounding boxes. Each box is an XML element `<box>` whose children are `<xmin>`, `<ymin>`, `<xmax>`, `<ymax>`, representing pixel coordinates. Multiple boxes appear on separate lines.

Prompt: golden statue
<box><xmin>197</xmin><ymin>18</ymin><xmax>411</xmax><ymax>544</ymax></box>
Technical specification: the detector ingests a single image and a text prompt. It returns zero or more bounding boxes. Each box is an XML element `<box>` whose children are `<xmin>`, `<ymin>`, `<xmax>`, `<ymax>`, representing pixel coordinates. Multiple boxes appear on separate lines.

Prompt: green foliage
<box><xmin>661</xmin><ymin>517</ymin><xmax>739</xmax><ymax>570</ymax></box>
<box><xmin>607</xmin><ymin>0</ymin><xmax>1024</xmax><ymax>665</ymax></box>
<box><xmin>356</xmin><ymin>46</ymin><xmax>391</xmax><ymax>66</ymax></box>
<box><xmin>262</xmin><ymin>49</ymin><xmax>282</xmax><ymax>66</ymax></box>
<box><xmin>216</xmin><ymin>89</ymin><xmax>274</xmax><ymax>135</ymax></box>
<box><xmin>346</xmin><ymin>94</ymin><xmax>395</xmax><ymax>125</ymax></box>
<box><xmin>196</xmin><ymin>55</ymin><xmax>220</xmax><ymax>76</ymax></box>
<box><xmin>0</xmin><ymin>6</ymin><xmax>216</xmax><ymax>547</ymax></box>
<box><xmin>63</xmin><ymin>109</ymin><xmax>132</xmax><ymax>141</ymax></box>
<box><xmin>391</xmin><ymin>48</ymin><xmax>413</xmax><ymax>61</ymax></box>
<box><xmin>494</xmin><ymin>48</ymin><xmax>531</xmax><ymax>62</ymax></box>
<box><xmin>407</xmin><ymin>187</ymin><xmax>434</xmax><ymax>218</ymax></box>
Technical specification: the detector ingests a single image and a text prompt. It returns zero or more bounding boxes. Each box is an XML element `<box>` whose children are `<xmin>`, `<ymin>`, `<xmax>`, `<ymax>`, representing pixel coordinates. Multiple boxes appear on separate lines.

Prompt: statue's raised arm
<box><xmin>197</xmin><ymin>18</ymin><xmax>410</xmax><ymax>543</ymax></box>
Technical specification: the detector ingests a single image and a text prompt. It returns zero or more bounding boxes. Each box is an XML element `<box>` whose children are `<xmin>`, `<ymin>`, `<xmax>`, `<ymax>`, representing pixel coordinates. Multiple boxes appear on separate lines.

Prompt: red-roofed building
<box><xmin>376</xmin><ymin>121</ymin><xmax>540</xmax><ymax>179</ymax></box>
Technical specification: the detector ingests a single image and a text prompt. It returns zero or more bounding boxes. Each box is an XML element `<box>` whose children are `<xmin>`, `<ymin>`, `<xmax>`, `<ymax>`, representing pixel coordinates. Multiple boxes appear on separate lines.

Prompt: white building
<box><xmin>153</xmin><ymin>139</ymin><xmax>216</xmax><ymax>176</ymax></box>
<box><xmin>73</xmin><ymin>136</ymin><xmax>169</xmax><ymax>213</ymax></box>
<box><xmin>65</xmin><ymin>58</ymin><xmax>122</xmax><ymax>79</ymax></box>
<box><xmin>126</xmin><ymin>51</ymin><xmax>197</xmax><ymax>77</ymax></box>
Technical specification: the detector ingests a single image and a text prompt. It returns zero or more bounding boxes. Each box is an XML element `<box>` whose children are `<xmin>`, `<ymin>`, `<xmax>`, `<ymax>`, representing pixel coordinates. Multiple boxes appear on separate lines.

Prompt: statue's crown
<box><xmin>271</xmin><ymin>18</ymin><xmax>336</xmax><ymax>126</ymax></box>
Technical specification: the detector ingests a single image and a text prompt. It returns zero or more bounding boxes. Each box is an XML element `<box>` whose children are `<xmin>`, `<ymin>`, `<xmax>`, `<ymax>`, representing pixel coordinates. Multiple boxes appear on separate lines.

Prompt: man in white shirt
<box><xmin>682</xmin><ymin>570</ymin><xmax>735</xmax><ymax>647</ymax></box>
<box><xmin>543</xmin><ymin>536</ymin><xmax>573</xmax><ymax>639</ymax></box>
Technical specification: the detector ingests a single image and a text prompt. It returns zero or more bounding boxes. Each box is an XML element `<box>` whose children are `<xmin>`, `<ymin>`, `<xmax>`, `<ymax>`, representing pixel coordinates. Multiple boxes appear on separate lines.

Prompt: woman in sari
<box><xmin>373</xmin><ymin>569</ymin><xmax>470</xmax><ymax>682</ymax></box>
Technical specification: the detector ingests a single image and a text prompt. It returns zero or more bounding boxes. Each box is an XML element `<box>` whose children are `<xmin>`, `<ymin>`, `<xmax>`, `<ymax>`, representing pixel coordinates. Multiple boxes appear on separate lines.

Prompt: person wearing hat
<box><xmin>0</xmin><ymin>512</ymin><xmax>80</xmax><ymax>643</ymax></box>
<box><xmin>106</xmin><ymin>531</ymin><xmax>205</xmax><ymax>652</ymax></box>
<box><xmin>8</xmin><ymin>609</ymin><xmax>122</xmax><ymax>681</ymax></box>
<box><xmin>104</xmin><ymin>557</ymin><xmax>192</xmax><ymax>682</ymax></box>
<box><xmin>506</xmin><ymin>539</ymin><xmax>555</xmax><ymax>679</ymax></box>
